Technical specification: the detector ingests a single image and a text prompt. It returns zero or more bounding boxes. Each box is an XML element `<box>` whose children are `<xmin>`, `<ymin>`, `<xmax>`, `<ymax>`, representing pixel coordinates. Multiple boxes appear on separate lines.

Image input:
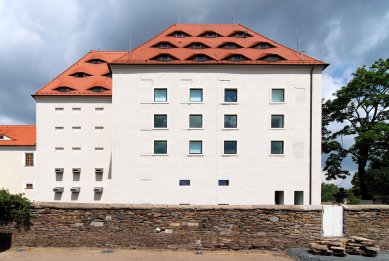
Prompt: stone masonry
<box><xmin>2</xmin><ymin>203</ymin><xmax>322</xmax><ymax>250</ymax></box>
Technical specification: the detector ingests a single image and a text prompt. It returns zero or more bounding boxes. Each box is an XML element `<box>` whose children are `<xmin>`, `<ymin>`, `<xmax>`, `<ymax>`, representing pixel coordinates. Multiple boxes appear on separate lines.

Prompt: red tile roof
<box><xmin>0</xmin><ymin>125</ymin><xmax>36</xmax><ymax>146</ymax></box>
<box><xmin>112</xmin><ymin>24</ymin><xmax>326</xmax><ymax>66</ymax></box>
<box><xmin>34</xmin><ymin>51</ymin><xmax>127</xmax><ymax>96</ymax></box>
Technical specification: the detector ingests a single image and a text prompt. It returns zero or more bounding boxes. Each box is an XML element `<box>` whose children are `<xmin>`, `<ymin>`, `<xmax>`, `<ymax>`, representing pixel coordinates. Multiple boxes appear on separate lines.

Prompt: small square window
<box><xmin>179</xmin><ymin>180</ymin><xmax>190</xmax><ymax>186</ymax></box>
<box><xmin>154</xmin><ymin>88</ymin><xmax>167</xmax><ymax>102</ymax></box>
<box><xmin>190</xmin><ymin>89</ymin><xmax>203</xmax><ymax>102</ymax></box>
<box><xmin>25</xmin><ymin>153</ymin><xmax>34</xmax><ymax>167</ymax></box>
<box><xmin>154</xmin><ymin>140</ymin><xmax>167</xmax><ymax>154</ymax></box>
<box><xmin>224</xmin><ymin>141</ymin><xmax>237</xmax><ymax>154</ymax></box>
<box><xmin>224</xmin><ymin>115</ymin><xmax>237</xmax><ymax>128</ymax></box>
<box><xmin>189</xmin><ymin>114</ymin><xmax>202</xmax><ymax>128</ymax></box>
<box><xmin>271</xmin><ymin>141</ymin><xmax>284</xmax><ymax>154</ymax></box>
<box><xmin>25</xmin><ymin>183</ymin><xmax>34</xmax><ymax>189</ymax></box>
<box><xmin>275</xmin><ymin>191</ymin><xmax>284</xmax><ymax>205</ymax></box>
<box><xmin>154</xmin><ymin>114</ymin><xmax>167</xmax><ymax>128</ymax></box>
<box><xmin>218</xmin><ymin>180</ymin><xmax>229</xmax><ymax>186</ymax></box>
<box><xmin>0</xmin><ymin>135</ymin><xmax>4</xmax><ymax>139</ymax></box>
<box><xmin>271</xmin><ymin>115</ymin><xmax>284</xmax><ymax>128</ymax></box>
<box><xmin>294</xmin><ymin>191</ymin><xmax>304</xmax><ymax>205</ymax></box>
<box><xmin>272</xmin><ymin>89</ymin><xmax>284</xmax><ymax>102</ymax></box>
<box><xmin>224</xmin><ymin>89</ymin><xmax>237</xmax><ymax>102</ymax></box>
<box><xmin>189</xmin><ymin>141</ymin><xmax>202</xmax><ymax>154</ymax></box>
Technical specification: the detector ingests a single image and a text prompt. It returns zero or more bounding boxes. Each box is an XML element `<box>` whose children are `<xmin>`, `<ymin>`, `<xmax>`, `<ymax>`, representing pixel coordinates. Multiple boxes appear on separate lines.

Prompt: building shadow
<box><xmin>0</xmin><ymin>233</ymin><xmax>12</xmax><ymax>252</ymax></box>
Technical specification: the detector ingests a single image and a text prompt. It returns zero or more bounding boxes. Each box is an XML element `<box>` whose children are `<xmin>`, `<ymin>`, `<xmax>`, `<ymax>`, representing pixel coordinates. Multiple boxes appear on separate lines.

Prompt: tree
<box><xmin>0</xmin><ymin>189</ymin><xmax>31</xmax><ymax>230</ymax></box>
<box><xmin>322</xmin><ymin>58</ymin><xmax>389</xmax><ymax>200</ymax></box>
<box><xmin>321</xmin><ymin>183</ymin><xmax>338</xmax><ymax>202</ymax></box>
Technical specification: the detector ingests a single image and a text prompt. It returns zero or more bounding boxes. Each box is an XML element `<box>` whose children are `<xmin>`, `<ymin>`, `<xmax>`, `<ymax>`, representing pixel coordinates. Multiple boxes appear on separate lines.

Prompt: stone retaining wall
<box><xmin>2</xmin><ymin>203</ymin><xmax>322</xmax><ymax>250</ymax></box>
<box><xmin>343</xmin><ymin>205</ymin><xmax>389</xmax><ymax>250</ymax></box>
<box><xmin>1</xmin><ymin>203</ymin><xmax>388</xmax><ymax>250</ymax></box>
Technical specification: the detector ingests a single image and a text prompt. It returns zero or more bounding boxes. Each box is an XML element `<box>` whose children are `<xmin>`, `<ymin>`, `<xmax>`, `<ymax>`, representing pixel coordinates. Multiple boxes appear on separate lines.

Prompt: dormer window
<box><xmin>230</xmin><ymin>31</ymin><xmax>252</xmax><ymax>38</ymax></box>
<box><xmin>252</xmin><ymin>42</ymin><xmax>275</xmax><ymax>49</ymax></box>
<box><xmin>185</xmin><ymin>42</ymin><xmax>210</xmax><ymax>49</ymax></box>
<box><xmin>188</xmin><ymin>54</ymin><xmax>213</xmax><ymax>62</ymax></box>
<box><xmin>200</xmin><ymin>31</ymin><xmax>220</xmax><ymax>38</ymax></box>
<box><xmin>103</xmin><ymin>72</ymin><xmax>112</xmax><ymax>78</ymax></box>
<box><xmin>219</xmin><ymin>42</ymin><xmax>242</xmax><ymax>49</ymax></box>
<box><xmin>70</xmin><ymin>72</ymin><xmax>91</xmax><ymax>78</ymax></box>
<box><xmin>225</xmin><ymin>54</ymin><xmax>249</xmax><ymax>62</ymax></box>
<box><xmin>0</xmin><ymin>135</ymin><xmax>4</xmax><ymax>140</ymax></box>
<box><xmin>260</xmin><ymin>54</ymin><xmax>285</xmax><ymax>62</ymax></box>
<box><xmin>88</xmin><ymin>86</ymin><xmax>109</xmax><ymax>92</ymax></box>
<box><xmin>152</xmin><ymin>54</ymin><xmax>178</xmax><ymax>62</ymax></box>
<box><xmin>168</xmin><ymin>31</ymin><xmax>190</xmax><ymax>38</ymax></box>
<box><xmin>152</xmin><ymin>42</ymin><xmax>177</xmax><ymax>49</ymax></box>
<box><xmin>86</xmin><ymin>59</ymin><xmax>106</xmax><ymax>64</ymax></box>
<box><xmin>54</xmin><ymin>86</ymin><xmax>75</xmax><ymax>92</ymax></box>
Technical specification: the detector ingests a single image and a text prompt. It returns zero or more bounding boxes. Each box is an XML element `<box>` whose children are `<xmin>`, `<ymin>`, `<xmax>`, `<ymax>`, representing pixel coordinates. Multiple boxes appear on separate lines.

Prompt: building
<box><xmin>0</xmin><ymin>125</ymin><xmax>36</xmax><ymax>200</ymax></box>
<box><xmin>1</xmin><ymin>24</ymin><xmax>327</xmax><ymax>205</ymax></box>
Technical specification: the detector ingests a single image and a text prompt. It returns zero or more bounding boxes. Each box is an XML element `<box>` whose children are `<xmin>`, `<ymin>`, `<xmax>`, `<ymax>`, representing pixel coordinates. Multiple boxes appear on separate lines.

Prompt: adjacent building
<box><xmin>1</xmin><ymin>24</ymin><xmax>327</xmax><ymax>205</ymax></box>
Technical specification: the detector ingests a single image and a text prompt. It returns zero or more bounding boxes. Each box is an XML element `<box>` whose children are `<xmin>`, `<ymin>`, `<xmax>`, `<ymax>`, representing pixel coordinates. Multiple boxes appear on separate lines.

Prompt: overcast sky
<box><xmin>1</xmin><ymin>0</ymin><xmax>388</xmax><ymax>187</ymax></box>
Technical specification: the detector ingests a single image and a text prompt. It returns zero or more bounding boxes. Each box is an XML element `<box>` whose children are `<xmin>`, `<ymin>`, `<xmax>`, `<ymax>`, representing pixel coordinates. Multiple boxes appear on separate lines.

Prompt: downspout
<box><xmin>309</xmin><ymin>66</ymin><xmax>314</xmax><ymax>205</ymax></box>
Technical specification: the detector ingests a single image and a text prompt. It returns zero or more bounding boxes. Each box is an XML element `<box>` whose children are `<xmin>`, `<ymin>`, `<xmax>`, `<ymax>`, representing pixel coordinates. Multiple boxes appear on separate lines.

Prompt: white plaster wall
<box><xmin>35</xmin><ymin>97</ymin><xmax>112</xmax><ymax>203</ymax></box>
<box><xmin>111</xmin><ymin>65</ymin><xmax>323</xmax><ymax>205</ymax></box>
<box><xmin>0</xmin><ymin>147</ymin><xmax>36</xmax><ymax>200</ymax></box>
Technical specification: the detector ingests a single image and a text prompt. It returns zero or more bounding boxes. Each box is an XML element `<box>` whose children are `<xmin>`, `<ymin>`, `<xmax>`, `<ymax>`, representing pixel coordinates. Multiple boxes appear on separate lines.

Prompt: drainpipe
<box><xmin>309</xmin><ymin>66</ymin><xmax>314</xmax><ymax>205</ymax></box>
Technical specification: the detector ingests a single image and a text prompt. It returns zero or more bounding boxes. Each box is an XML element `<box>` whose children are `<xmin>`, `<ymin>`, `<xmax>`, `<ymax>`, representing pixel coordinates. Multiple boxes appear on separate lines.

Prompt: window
<box><xmin>154</xmin><ymin>114</ymin><xmax>167</xmax><ymax>128</ymax></box>
<box><xmin>25</xmin><ymin>153</ymin><xmax>34</xmax><ymax>167</ymax></box>
<box><xmin>95</xmin><ymin>147</ymin><xmax>104</xmax><ymax>151</ymax></box>
<box><xmin>54</xmin><ymin>86</ymin><xmax>74</xmax><ymax>92</ymax></box>
<box><xmin>189</xmin><ymin>141</ymin><xmax>202</xmax><ymax>154</ymax></box>
<box><xmin>72</xmin><ymin>107</ymin><xmax>81</xmax><ymax>111</ymax></box>
<box><xmin>55</xmin><ymin>126</ymin><xmax>64</xmax><ymax>130</ymax></box>
<box><xmin>72</xmin><ymin>126</ymin><xmax>81</xmax><ymax>130</ymax></box>
<box><xmin>95</xmin><ymin>126</ymin><xmax>104</xmax><ymax>130</ymax></box>
<box><xmin>224</xmin><ymin>89</ymin><xmax>237</xmax><ymax>102</ymax></box>
<box><xmin>294</xmin><ymin>191</ymin><xmax>304</xmax><ymax>205</ymax></box>
<box><xmin>272</xmin><ymin>89</ymin><xmax>285</xmax><ymax>102</ymax></box>
<box><xmin>271</xmin><ymin>115</ymin><xmax>284</xmax><ymax>128</ymax></box>
<box><xmin>72</xmin><ymin>147</ymin><xmax>81</xmax><ymax>151</ymax></box>
<box><xmin>0</xmin><ymin>135</ymin><xmax>3</xmax><ymax>139</ymax></box>
<box><xmin>190</xmin><ymin>89</ymin><xmax>203</xmax><ymax>102</ymax></box>
<box><xmin>189</xmin><ymin>114</ymin><xmax>202</xmax><ymax>128</ymax></box>
<box><xmin>179</xmin><ymin>180</ymin><xmax>190</xmax><ymax>186</ymax></box>
<box><xmin>95</xmin><ymin>107</ymin><xmax>104</xmax><ymax>111</ymax></box>
<box><xmin>25</xmin><ymin>183</ymin><xmax>34</xmax><ymax>189</ymax></box>
<box><xmin>224</xmin><ymin>141</ymin><xmax>237</xmax><ymax>154</ymax></box>
<box><xmin>154</xmin><ymin>88</ymin><xmax>167</xmax><ymax>102</ymax></box>
<box><xmin>271</xmin><ymin>141</ymin><xmax>284</xmax><ymax>154</ymax></box>
<box><xmin>218</xmin><ymin>180</ymin><xmax>229</xmax><ymax>186</ymax></box>
<box><xmin>87</xmin><ymin>59</ymin><xmax>106</xmax><ymax>64</ymax></box>
<box><xmin>88</xmin><ymin>86</ymin><xmax>108</xmax><ymax>92</ymax></box>
<box><xmin>275</xmin><ymin>191</ymin><xmax>284</xmax><ymax>205</ymax></box>
<box><xmin>224</xmin><ymin>115</ymin><xmax>237</xmax><ymax>128</ymax></box>
<box><xmin>55</xmin><ymin>107</ymin><xmax>64</xmax><ymax>111</ymax></box>
<box><xmin>154</xmin><ymin>140</ymin><xmax>167</xmax><ymax>154</ymax></box>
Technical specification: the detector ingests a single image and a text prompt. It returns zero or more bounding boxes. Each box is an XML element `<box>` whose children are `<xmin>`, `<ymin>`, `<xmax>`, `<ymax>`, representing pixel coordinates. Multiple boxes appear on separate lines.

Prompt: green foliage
<box><xmin>321</xmin><ymin>183</ymin><xmax>338</xmax><ymax>202</ymax></box>
<box><xmin>0</xmin><ymin>189</ymin><xmax>32</xmax><ymax>230</ymax></box>
<box><xmin>322</xmin><ymin>58</ymin><xmax>389</xmax><ymax>199</ymax></box>
<box><xmin>351</xmin><ymin>169</ymin><xmax>389</xmax><ymax>197</ymax></box>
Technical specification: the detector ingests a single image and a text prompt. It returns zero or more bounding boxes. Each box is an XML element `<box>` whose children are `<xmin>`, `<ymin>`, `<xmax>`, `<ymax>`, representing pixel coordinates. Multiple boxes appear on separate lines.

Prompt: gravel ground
<box><xmin>287</xmin><ymin>248</ymin><xmax>389</xmax><ymax>261</ymax></box>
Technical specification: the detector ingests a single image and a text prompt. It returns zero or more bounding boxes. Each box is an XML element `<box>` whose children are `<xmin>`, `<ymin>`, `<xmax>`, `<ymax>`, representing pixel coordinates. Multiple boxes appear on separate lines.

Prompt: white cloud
<box><xmin>322</xmin><ymin>73</ymin><xmax>346</xmax><ymax>100</ymax></box>
<box><xmin>0</xmin><ymin>115</ymin><xmax>24</xmax><ymax>125</ymax></box>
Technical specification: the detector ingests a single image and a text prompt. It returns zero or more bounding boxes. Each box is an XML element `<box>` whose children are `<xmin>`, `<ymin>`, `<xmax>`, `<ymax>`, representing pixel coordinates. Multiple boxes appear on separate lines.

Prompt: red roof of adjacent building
<box><xmin>0</xmin><ymin>125</ymin><xmax>36</xmax><ymax>146</ymax></box>
<box><xmin>112</xmin><ymin>24</ymin><xmax>326</xmax><ymax>66</ymax></box>
<box><xmin>34</xmin><ymin>51</ymin><xmax>127</xmax><ymax>96</ymax></box>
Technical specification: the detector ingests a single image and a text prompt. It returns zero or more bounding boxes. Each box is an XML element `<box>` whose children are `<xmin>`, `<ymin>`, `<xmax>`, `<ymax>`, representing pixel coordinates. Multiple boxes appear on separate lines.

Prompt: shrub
<box><xmin>0</xmin><ymin>189</ymin><xmax>32</xmax><ymax>230</ymax></box>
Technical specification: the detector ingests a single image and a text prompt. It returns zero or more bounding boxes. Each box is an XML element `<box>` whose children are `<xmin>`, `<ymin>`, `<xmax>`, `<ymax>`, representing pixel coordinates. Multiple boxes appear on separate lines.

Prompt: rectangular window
<box><xmin>189</xmin><ymin>141</ymin><xmax>202</xmax><ymax>154</ymax></box>
<box><xmin>224</xmin><ymin>89</ymin><xmax>237</xmax><ymax>102</ymax></box>
<box><xmin>95</xmin><ymin>126</ymin><xmax>104</xmax><ymax>130</ymax></box>
<box><xmin>55</xmin><ymin>147</ymin><xmax>64</xmax><ymax>151</ymax></box>
<box><xmin>55</xmin><ymin>126</ymin><xmax>64</xmax><ymax>130</ymax></box>
<box><xmin>154</xmin><ymin>88</ymin><xmax>167</xmax><ymax>102</ymax></box>
<box><xmin>72</xmin><ymin>107</ymin><xmax>81</xmax><ymax>111</ymax></box>
<box><xmin>224</xmin><ymin>141</ymin><xmax>237</xmax><ymax>154</ymax></box>
<box><xmin>271</xmin><ymin>141</ymin><xmax>284</xmax><ymax>154</ymax></box>
<box><xmin>224</xmin><ymin>115</ymin><xmax>237</xmax><ymax>128</ymax></box>
<box><xmin>55</xmin><ymin>107</ymin><xmax>64</xmax><ymax>111</ymax></box>
<box><xmin>218</xmin><ymin>180</ymin><xmax>229</xmax><ymax>186</ymax></box>
<box><xmin>154</xmin><ymin>140</ymin><xmax>167</xmax><ymax>154</ymax></box>
<box><xmin>294</xmin><ymin>191</ymin><xmax>304</xmax><ymax>205</ymax></box>
<box><xmin>25</xmin><ymin>183</ymin><xmax>34</xmax><ymax>189</ymax></box>
<box><xmin>271</xmin><ymin>89</ymin><xmax>284</xmax><ymax>102</ymax></box>
<box><xmin>154</xmin><ymin>114</ymin><xmax>167</xmax><ymax>128</ymax></box>
<box><xmin>72</xmin><ymin>126</ymin><xmax>81</xmax><ymax>130</ymax></box>
<box><xmin>95</xmin><ymin>147</ymin><xmax>104</xmax><ymax>151</ymax></box>
<box><xmin>72</xmin><ymin>147</ymin><xmax>81</xmax><ymax>151</ymax></box>
<box><xmin>271</xmin><ymin>115</ymin><xmax>284</xmax><ymax>128</ymax></box>
<box><xmin>179</xmin><ymin>180</ymin><xmax>190</xmax><ymax>186</ymax></box>
<box><xmin>25</xmin><ymin>153</ymin><xmax>34</xmax><ymax>166</ymax></box>
<box><xmin>275</xmin><ymin>191</ymin><xmax>284</xmax><ymax>205</ymax></box>
<box><xmin>189</xmin><ymin>88</ymin><xmax>203</xmax><ymax>102</ymax></box>
<box><xmin>95</xmin><ymin>107</ymin><xmax>104</xmax><ymax>111</ymax></box>
<box><xmin>189</xmin><ymin>114</ymin><xmax>202</xmax><ymax>128</ymax></box>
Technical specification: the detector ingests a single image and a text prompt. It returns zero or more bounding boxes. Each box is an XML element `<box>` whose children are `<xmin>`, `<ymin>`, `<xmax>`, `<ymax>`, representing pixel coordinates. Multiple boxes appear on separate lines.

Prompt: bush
<box><xmin>0</xmin><ymin>189</ymin><xmax>32</xmax><ymax>230</ymax></box>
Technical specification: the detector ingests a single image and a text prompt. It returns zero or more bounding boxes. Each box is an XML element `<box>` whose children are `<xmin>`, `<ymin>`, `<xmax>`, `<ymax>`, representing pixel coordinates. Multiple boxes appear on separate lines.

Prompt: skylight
<box><xmin>70</xmin><ymin>72</ymin><xmax>91</xmax><ymax>78</ymax></box>
<box><xmin>88</xmin><ymin>86</ymin><xmax>109</xmax><ymax>92</ymax></box>
<box><xmin>188</xmin><ymin>54</ymin><xmax>213</xmax><ymax>62</ymax></box>
<box><xmin>251</xmin><ymin>42</ymin><xmax>275</xmax><ymax>49</ymax></box>
<box><xmin>230</xmin><ymin>31</ymin><xmax>252</xmax><ymax>38</ymax></box>
<box><xmin>54</xmin><ymin>86</ymin><xmax>75</xmax><ymax>92</ymax></box>
<box><xmin>86</xmin><ymin>59</ymin><xmax>106</xmax><ymax>64</ymax></box>
<box><xmin>259</xmin><ymin>54</ymin><xmax>285</xmax><ymax>62</ymax></box>
<box><xmin>219</xmin><ymin>42</ymin><xmax>243</xmax><ymax>49</ymax></box>
<box><xmin>152</xmin><ymin>54</ymin><xmax>178</xmax><ymax>61</ymax></box>
<box><xmin>152</xmin><ymin>42</ymin><xmax>177</xmax><ymax>49</ymax></box>
<box><xmin>168</xmin><ymin>31</ymin><xmax>190</xmax><ymax>38</ymax></box>
<box><xmin>200</xmin><ymin>31</ymin><xmax>221</xmax><ymax>38</ymax></box>
<box><xmin>224</xmin><ymin>54</ymin><xmax>249</xmax><ymax>62</ymax></box>
<box><xmin>103</xmin><ymin>72</ymin><xmax>112</xmax><ymax>78</ymax></box>
<box><xmin>185</xmin><ymin>42</ymin><xmax>210</xmax><ymax>49</ymax></box>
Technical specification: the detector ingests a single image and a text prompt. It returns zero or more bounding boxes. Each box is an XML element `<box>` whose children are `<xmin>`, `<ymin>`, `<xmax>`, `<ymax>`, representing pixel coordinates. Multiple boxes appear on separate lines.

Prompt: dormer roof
<box><xmin>0</xmin><ymin>125</ymin><xmax>36</xmax><ymax>146</ymax></box>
